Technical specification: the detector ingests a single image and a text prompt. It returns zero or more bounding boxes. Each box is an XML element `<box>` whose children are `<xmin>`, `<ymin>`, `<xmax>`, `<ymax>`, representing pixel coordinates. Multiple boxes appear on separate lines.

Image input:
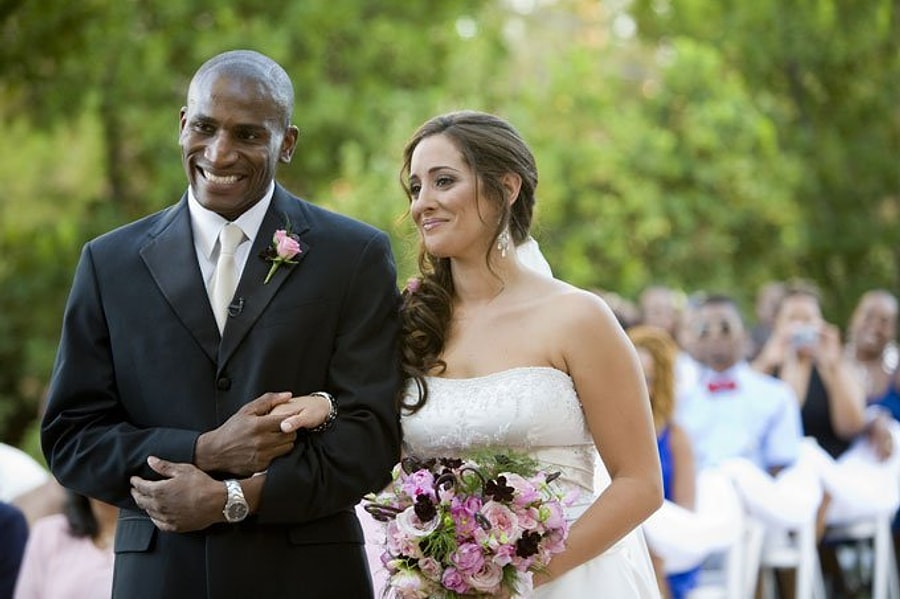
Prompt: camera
<box><xmin>790</xmin><ymin>325</ymin><xmax>819</xmax><ymax>348</ymax></box>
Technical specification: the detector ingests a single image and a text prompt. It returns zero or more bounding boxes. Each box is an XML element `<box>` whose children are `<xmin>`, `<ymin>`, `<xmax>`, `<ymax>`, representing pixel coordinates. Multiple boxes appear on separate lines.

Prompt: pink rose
<box><xmin>385</xmin><ymin>518</ymin><xmax>424</xmax><ymax>559</ymax></box>
<box><xmin>450</xmin><ymin>542</ymin><xmax>485</xmax><ymax>575</ymax></box>
<box><xmin>441</xmin><ymin>567</ymin><xmax>469</xmax><ymax>594</ymax></box>
<box><xmin>390</xmin><ymin>569</ymin><xmax>430</xmax><ymax>599</ymax></box>
<box><xmin>273</xmin><ymin>229</ymin><xmax>301</xmax><ymax>260</ymax></box>
<box><xmin>516</xmin><ymin>505</ymin><xmax>540</xmax><ymax>531</ymax></box>
<box><xmin>465</xmin><ymin>561</ymin><xmax>505</xmax><ymax>594</ymax></box>
<box><xmin>480</xmin><ymin>500</ymin><xmax>521</xmax><ymax>544</ymax></box>
<box><xmin>417</xmin><ymin>556</ymin><xmax>444</xmax><ymax>581</ymax></box>
<box><xmin>491</xmin><ymin>543</ymin><xmax>516</xmax><ymax>567</ymax></box>
<box><xmin>395</xmin><ymin>506</ymin><xmax>440</xmax><ymax>541</ymax></box>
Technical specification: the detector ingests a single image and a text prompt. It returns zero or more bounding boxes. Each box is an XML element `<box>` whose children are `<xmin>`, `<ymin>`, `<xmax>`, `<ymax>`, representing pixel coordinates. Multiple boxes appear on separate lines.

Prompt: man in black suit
<box><xmin>41</xmin><ymin>49</ymin><xmax>401</xmax><ymax>598</ymax></box>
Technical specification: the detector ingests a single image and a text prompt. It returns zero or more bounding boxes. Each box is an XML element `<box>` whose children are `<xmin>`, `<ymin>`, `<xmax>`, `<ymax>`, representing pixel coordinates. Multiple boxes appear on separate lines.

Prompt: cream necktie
<box><xmin>211</xmin><ymin>223</ymin><xmax>245</xmax><ymax>333</ymax></box>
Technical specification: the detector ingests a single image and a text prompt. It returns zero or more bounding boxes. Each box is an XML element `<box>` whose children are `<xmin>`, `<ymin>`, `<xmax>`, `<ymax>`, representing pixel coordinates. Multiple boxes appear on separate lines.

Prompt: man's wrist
<box><xmin>194</xmin><ymin>432</ymin><xmax>219</xmax><ymax>472</ymax></box>
<box><xmin>222</xmin><ymin>479</ymin><xmax>249</xmax><ymax>523</ymax></box>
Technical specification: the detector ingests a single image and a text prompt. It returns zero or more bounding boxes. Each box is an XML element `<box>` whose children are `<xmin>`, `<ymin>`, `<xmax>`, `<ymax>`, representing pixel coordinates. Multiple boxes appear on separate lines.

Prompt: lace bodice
<box><xmin>401</xmin><ymin>367</ymin><xmax>605</xmax><ymax>501</ymax></box>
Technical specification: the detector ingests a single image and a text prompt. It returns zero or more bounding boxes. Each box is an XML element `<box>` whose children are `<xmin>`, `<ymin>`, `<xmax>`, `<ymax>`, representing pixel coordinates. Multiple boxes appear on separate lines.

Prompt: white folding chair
<box><xmin>757</xmin><ymin>517</ymin><xmax>826</xmax><ymax>599</ymax></box>
<box><xmin>686</xmin><ymin>517</ymin><xmax>764</xmax><ymax>599</ymax></box>
<box><xmin>823</xmin><ymin>513</ymin><xmax>900</xmax><ymax>599</ymax></box>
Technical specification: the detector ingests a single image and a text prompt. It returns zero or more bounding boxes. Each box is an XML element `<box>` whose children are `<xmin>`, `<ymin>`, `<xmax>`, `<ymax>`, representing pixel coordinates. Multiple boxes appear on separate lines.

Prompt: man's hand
<box><xmin>130</xmin><ymin>456</ymin><xmax>224</xmax><ymax>533</ymax></box>
<box><xmin>195</xmin><ymin>392</ymin><xmax>298</xmax><ymax>476</ymax></box>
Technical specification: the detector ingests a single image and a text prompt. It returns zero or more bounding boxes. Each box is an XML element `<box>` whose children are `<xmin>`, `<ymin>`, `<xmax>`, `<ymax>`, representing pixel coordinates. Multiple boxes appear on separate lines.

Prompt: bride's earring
<box><xmin>497</xmin><ymin>230</ymin><xmax>510</xmax><ymax>258</ymax></box>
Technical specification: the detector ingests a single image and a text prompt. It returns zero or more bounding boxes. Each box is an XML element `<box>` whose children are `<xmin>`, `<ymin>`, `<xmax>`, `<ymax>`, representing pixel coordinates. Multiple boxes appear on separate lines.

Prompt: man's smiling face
<box><xmin>179</xmin><ymin>70</ymin><xmax>297</xmax><ymax>220</ymax></box>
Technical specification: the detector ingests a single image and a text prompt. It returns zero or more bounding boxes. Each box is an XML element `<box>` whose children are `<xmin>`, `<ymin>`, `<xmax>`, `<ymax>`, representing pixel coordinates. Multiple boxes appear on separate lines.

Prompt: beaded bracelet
<box><xmin>309</xmin><ymin>391</ymin><xmax>337</xmax><ymax>432</ymax></box>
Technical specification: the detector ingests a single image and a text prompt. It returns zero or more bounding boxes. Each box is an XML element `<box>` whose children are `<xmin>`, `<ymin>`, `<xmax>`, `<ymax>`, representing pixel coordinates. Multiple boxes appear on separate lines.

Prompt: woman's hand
<box><xmin>270</xmin><ymin>394</ymin><xmax>333</xmax><ymax>433</ymax></box>
<box><xmin>813</xmin><ymin>323</ymin><xmax>843</xmax><ymax>371</ymax></box>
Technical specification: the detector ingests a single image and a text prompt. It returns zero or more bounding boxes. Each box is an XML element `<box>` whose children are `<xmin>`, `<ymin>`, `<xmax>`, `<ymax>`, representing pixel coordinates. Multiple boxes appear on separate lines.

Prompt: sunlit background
<box><xmin>1</xmin><ymin>0</ymin><xmax>898</xmax><ymax>454</ymax></box>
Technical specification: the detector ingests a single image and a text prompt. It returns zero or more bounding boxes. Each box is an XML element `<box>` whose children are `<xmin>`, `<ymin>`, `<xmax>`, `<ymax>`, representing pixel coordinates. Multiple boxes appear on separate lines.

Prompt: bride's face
<box><xmin>408</xmin><ymin>133</ymin><xmax>499</xmax><ymax>259</ymax></box>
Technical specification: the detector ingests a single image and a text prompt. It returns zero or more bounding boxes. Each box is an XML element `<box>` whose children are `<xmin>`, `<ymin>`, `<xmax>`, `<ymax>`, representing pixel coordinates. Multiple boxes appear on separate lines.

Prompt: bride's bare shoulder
<box><xmin>533</xmin><ymin>279</ymin><xmax>621</xmax><ymax>330</ymax></box>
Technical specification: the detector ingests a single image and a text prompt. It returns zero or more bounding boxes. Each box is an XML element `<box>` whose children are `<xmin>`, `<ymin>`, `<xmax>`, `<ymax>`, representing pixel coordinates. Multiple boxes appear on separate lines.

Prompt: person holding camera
<box><xmin>753</xmin><ymin>283</ymin><xmax>900</xmax><ymax>590</ymax></box>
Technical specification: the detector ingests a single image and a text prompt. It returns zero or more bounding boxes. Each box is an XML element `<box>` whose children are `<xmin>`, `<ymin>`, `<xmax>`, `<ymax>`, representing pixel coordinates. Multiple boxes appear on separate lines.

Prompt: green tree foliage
<box><xmin>1</xmin><ymin>0</ymin><xmax>896</xmax><ymax>445</ymax></box>
<box><xmin>631</xmin><ymin>0</ymin><xmax>900</xmax><ymax>317</ymax></box>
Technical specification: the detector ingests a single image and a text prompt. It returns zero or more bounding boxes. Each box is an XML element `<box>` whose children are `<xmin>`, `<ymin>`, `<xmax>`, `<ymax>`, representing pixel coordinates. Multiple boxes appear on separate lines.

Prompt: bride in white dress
<box><xmin>394</xmin><ymin>111</ymin><xmax>662</xmax><ymax>598</ymax></box>
<box><xmin>283</xmin><ymin>111</ymin><xmax>663</xmax><ymax>597</ymax></box>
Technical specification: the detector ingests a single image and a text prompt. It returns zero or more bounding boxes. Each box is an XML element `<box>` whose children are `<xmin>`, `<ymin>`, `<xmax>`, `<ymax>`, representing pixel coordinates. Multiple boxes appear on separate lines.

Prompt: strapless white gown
<box><xmin>396</xmin><ymin>366</ymin><xmax>660</xmax><ymax>598</ymax></box>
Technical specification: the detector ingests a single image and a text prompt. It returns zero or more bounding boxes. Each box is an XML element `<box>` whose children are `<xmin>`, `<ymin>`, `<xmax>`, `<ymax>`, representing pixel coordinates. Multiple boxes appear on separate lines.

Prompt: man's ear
<box><xmin>280</xmin><ymin>125</ymin><xmax>300</xmax><ymax>163</ymax></box>
<box><xmin>500</xmin><ymin>172</ymin><xmax>522</xmax><ymax>206</ymax></box>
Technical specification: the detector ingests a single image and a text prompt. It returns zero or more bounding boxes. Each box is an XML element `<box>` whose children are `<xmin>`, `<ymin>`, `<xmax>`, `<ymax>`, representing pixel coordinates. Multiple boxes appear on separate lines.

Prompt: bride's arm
<box><xmin>538</xmin><ymin>291</ymin><xmax>663</xmax><ymax>585</ymax></box>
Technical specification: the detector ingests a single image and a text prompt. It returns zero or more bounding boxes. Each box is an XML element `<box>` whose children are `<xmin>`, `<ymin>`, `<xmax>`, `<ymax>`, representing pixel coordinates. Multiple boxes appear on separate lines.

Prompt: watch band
<box><xmin>223</xmin><ymin>479</ymin><xmax>249</xmax><ymax>523</ymax></box>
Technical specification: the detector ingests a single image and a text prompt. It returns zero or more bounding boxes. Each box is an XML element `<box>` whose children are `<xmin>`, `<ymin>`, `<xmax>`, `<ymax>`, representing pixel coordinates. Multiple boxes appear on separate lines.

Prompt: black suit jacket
<box><xmin>41</xmin><ymin>185</ymin><xmax>402</xmax><ymax>598</ymax></box>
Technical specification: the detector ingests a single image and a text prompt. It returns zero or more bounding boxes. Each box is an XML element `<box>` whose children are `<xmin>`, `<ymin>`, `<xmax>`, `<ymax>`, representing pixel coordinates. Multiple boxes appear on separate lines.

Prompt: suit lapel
<box><xmin>139</xmin><ymin>198</ymin><xmax>219</xmax><ymax>364</ymax></box>
<box><xmin>218</xmin><ymin>187</ymin><xmax>310</xmax><ymax>366</ymax></box>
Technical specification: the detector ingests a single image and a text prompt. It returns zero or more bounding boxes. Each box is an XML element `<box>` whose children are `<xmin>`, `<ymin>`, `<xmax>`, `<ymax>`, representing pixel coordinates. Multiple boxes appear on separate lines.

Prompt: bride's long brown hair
<box><xmin>398</xmin><ymin>111</ymin><xmax>538</xmax><ymax>413</ymax></box>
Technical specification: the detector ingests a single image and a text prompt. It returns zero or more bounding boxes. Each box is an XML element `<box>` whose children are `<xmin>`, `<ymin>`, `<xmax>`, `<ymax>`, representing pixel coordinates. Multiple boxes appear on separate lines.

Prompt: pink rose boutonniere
<box><xmin>261</xmin><ymin>220</ymin><xmax>302</xmax><ymax>284</ymax></box>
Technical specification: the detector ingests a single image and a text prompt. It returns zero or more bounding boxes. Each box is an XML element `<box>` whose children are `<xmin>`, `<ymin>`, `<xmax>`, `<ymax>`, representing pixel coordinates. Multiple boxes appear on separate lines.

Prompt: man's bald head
<box><xmin>188</xmin><ymin>50</ymin><xmax>294</xmax><ymax>128</ymax></box>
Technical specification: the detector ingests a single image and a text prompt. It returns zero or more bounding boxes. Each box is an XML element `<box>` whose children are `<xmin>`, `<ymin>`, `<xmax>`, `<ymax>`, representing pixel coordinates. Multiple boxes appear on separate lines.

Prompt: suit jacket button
<box><xmin>217</xmin><ymin>377</ymin><xmax>231</xmax><ymax>391</ymax></box>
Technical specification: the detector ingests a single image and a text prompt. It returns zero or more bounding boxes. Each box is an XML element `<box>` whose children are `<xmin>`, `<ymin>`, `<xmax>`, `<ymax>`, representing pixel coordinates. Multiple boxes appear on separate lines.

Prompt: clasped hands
<box><xmin>130</xmin><ymin>392</ymin><xmax>330</xmax><ymax>533</ymax></box>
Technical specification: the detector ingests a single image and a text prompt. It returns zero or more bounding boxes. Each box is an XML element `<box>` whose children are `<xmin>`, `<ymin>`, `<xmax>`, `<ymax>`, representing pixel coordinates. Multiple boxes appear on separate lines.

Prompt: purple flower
<box><xmin>449</xmin><ymin>495</ymin><xmax>482</xmax><ymax>536</ymax></box>
<box><xmin>503</xmin><ymin>473</ymin><xmax>540</xmax><ymax>506</ymax></box>
<box><xmin>400</xmin><ymin>470</ymin><xmax>436</xmax><ymax>501</ymax></box>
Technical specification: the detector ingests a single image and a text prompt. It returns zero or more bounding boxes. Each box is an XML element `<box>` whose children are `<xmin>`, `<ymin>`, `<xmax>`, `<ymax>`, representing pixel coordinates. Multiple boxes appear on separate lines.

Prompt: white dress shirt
<box><xmin>187</xmin><ymin>182</ymin><xmax>274</xmax><ymax>294</ymax></box>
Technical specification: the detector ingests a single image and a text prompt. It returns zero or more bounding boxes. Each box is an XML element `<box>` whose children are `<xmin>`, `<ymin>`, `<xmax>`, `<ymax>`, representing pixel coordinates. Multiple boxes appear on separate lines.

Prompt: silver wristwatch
<box><xmin>223</xmin><ymin>479</ymin><xmax>249</xmax><ymax>523</ymax></box>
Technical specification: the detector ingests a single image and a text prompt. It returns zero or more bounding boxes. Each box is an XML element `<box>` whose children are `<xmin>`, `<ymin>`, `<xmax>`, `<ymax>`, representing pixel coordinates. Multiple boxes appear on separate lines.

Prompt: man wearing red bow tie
<box><xmin>676</xmin><ymin>295</ymin><xmax>821</xmax><ymax>530</ymax></box>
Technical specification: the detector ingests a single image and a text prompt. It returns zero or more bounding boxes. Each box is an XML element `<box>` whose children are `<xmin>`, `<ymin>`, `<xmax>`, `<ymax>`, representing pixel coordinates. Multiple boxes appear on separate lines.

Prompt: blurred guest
<box><xmin>0</xmin><ymin>502</ymin><xmax>27</xmax><ymax>599</ymax></box>
<box><xmin>753</xmin><ymin>283</ymin><xmax>900</xmax><ymax>592</ymax></box>
<box><xmin>14</xmin><ymin>491</ymin><xmax>117</xmax><ymax>599</ymax></box>
<box><xmin>640</xmin><ymin>286</ymin><xmax>682</xmax><ymax>338</ymax></box>
<box><xmin>679</xmin><ymin>294</ymin><xmax>819</xmax><ymax>530</ymax></box>
<box><xmin>748</xmin><ymin>281</ymin><xmax>786</xmax><ymax>360</ymax></box>
<box><xmin>639</xmin><ymin>285</ymin><xmax>701</xmax><ymax>401</ymax></box>
<box><xmin>752</xmin><ymin>283</ymin><xmax>871</xmax><ymax>460</ymax></box>
<box><xmin>844</xmin><ymin>289</ymin><xmax>900</xmax><ymax>573</ymax></box>
<box><xmin>845</xmin><ymin>289</ymin><xmax>898</xmax><ymax>408</ymax></box>
<box><xmin>753</xmin><ymin>283</ymin><xmax>896</xmax><ymax>469</ymax></box>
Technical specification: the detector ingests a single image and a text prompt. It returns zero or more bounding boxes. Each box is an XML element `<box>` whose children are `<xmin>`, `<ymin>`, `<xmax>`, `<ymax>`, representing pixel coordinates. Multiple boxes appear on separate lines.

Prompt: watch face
<box><xmin>226</xmin><ymin>501</ymin><xmax>249</xmax><ymax>522</ymax></box>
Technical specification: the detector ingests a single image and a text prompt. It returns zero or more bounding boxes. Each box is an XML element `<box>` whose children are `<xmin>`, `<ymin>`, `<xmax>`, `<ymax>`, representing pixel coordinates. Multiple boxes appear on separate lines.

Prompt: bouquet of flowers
<box><xmin>364</xmin><ymin>451</ymin><xmax>571</xmax><ymax>598</ymax></box>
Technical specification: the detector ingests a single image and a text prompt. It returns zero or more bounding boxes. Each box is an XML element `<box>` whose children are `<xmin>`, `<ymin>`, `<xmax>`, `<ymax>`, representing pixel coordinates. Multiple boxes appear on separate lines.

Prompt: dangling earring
<box><xmin>497</xmin><ymin>230</ymin><xmax>510</xmax><ymax>258</ymax></box>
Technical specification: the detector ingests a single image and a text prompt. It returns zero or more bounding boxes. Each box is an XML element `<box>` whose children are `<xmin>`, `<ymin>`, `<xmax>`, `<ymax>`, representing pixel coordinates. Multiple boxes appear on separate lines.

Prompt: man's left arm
<box><xmin>257</xmin><ymin>230</ymin><xmax>402</xmax><ymax>523</ymax></box>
